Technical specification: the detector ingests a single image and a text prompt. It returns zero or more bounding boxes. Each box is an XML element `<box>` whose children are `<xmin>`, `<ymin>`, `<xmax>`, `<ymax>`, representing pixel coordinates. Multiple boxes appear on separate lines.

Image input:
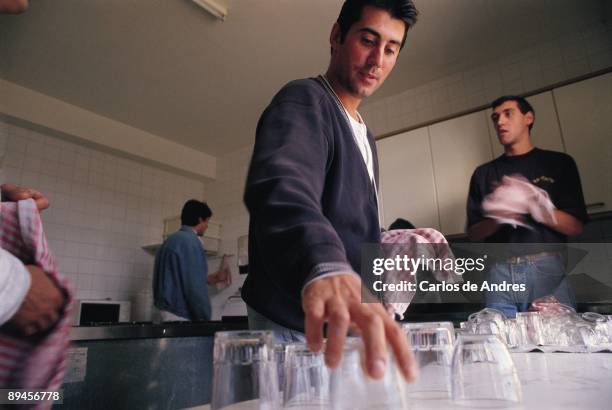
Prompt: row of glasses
<box><xmin>463</xmin><ymin>307</ymin><xmax>612</xmax><ymax>352</ymax></box>
<box><xmin>211</xmin><ymin>327</ymin><xmax>524</xmax><ymax>410</ymax></box>
<box><xmin>402</xmin><ymin>321</ymin><xmax>522</xmax><ymax>404</ymax></box>
<box><xmin>211</xmin><ymin>332</ymin><xmax>406</xmax><ymax>410</ymax></box>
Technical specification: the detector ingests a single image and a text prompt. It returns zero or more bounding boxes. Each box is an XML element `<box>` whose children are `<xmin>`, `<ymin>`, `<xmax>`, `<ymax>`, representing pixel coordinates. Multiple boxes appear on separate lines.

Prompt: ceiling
<box><xmin>0</xmin><ymin>0</ymin><xmax>608</xmax><ymax>156</ymax></box>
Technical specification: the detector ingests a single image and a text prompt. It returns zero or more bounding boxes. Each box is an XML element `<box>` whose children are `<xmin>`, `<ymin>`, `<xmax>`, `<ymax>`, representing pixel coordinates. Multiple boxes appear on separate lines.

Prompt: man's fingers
<box><xmin>31</xmin><ymin>190</ymin><xmax>50</xmax><ymax>211</ymax></box>
<box><xmin>1</xmin><ymin>183</ymin><xmax>28</xmax><ymax>200</ymax></box>
<box><xmin>1</xmin><ymin>184</ymin><xmax>50</xmax><ymax>211</ymax></box>
<box><xmin>379</xmin><ymin>309</ymin><xmax>417</xmax><ymax>382</ymax></box>
<box><xmin>303</xmin><ymin>291</ymin><xmax>325</xmax><ymax>353</ymax></box>
<box><xmin>349</xmin><ymin>304</ymin><xmax>387</xmax><ymax>379</ymax></box>
<box><xmin>323</xmin><ymin>298</ymin><xmax>350</xmax><ymax>369</ymax></box>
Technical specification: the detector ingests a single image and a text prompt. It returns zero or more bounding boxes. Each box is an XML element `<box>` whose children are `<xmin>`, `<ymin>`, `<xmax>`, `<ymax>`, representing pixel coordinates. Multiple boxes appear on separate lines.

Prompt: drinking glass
<box><xmin>450</xmin><ymin>334</ymin><xmax>522</xmax><ymax>405</ymax></box>
<box><xmin>329</xmin><ymin>338</ymin><xmax>407</xmax><ymax>410</ymax></box>
<box><xmin>515</xmin><ymin>312</ymin><xmax>545</xmax><ymax>347</ymax></box>
<box><xmin>275</xmin><ymin>344</ymin><xmax>287</xmax><ymax>397</ymax></box>
<box><xmin>582</xmin><ymin>312</ymin><xmax>612</xmax><ymax>345</ymax></box>
<box><xmin>403</xmin><ymin>323</ymin><xmax>453</xmax><ymax>399</ymax></box>
<box><xmin>211</xmin><ymin>330</ymin><xmax>280</xmax><ymax>410</ymax></box>
<box><xmin>504</xmin><ymin>319</ymin><xmax>520</xmax><ymax>348</ymax></box>
<box><xmin>282</xmin><ymin>344</ymin><xmax>330</xmax><ymax>409</ymax></box>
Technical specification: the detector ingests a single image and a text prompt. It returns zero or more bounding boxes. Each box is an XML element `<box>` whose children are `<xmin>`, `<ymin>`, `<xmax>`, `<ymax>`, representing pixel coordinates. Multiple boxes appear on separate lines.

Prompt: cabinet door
<box><xmin>429</xmin><ymin>111</ymin><xmax>494</xmax><ymax>235</ymax></box>
<box><xmin>554</xmin><ymin>72</ymin><xmax>612</xmax><ymax>213</ymax></box>
<box><xmin>486</xmin><ymin>91</ymin><xmax>565</xmax><ymax>157</ymax></box>
<box><xmin>377</xmin><ymin>127</ymin><xmax>440</xmax><ymax>230</ymax></box>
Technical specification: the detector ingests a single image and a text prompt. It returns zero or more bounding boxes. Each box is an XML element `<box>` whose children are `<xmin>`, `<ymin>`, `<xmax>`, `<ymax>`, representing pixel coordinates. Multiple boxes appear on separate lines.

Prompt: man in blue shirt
<box><xmin>153</xmin><ymin>200</ymin><xmax>226</xmax><ymax>321</ymax></box>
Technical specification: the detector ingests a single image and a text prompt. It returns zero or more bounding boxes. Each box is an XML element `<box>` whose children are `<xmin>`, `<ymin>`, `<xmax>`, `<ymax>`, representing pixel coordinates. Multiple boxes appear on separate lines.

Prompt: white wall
<box><xmin>1</xmin><ymin>120</ymin><xmax>207</xmax><ymax>321</ymax></box>
<box><xmin>0</xmin><ymin>79</ymin><xmax>216</xmax><ymax>180</ymax></box>
<box><xmin>362</xmin><ymin>22</ymin><xmax>612</xmax><ymax>136</ymax></box>
<box><xmin>204</xmin><ymin>146</ymin><xmax>253</xmax><ymax>320</ymax></box>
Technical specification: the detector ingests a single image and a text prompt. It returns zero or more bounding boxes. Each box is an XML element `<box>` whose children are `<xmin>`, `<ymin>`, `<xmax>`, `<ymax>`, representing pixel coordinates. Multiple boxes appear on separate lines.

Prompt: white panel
<box><xmin>376</xmin><ymin>127</ymin><xmax>439</xmax><ymax>230</ymax></box>
<box><xmin>486</xmin><ymin>91</ymin><xmax>565</xmax><ymax>157</ymax></box>
<box><xmin>554</xmin><ymin>72</ymin><xmax>612</xmax><ymax>214</ymax></box>
<box><xmin>429</xmin><ymin>111</ymin><xmax>493</xmax><ymax>235</ymax></box>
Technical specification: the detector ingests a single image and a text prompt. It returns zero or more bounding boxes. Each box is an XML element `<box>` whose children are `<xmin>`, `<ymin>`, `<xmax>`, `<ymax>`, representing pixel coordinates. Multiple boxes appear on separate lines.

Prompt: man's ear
<box><xmin>525</xmin><ymin>111</ymin><xmax>534</xmax><ymax>128</ymax></box>
<box><xmin>330</xmin><ymin>22</ymin><xmax>341</xmax><ymax>52</ymax></box>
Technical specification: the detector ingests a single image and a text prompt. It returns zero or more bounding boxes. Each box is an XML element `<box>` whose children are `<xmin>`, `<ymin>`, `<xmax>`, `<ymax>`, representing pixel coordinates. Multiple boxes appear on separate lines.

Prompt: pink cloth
<box><xmin>380</xmin><ymin>228</ymin><xmax>461</xmax><ymax>319</ymax></box>
<box><xmin>482</xmin><ymin>175</ymin><xmax>556</xmax><ymax>229</ymax></box>
<box><xmin>0</xmin><ymin>199</ymin><xmax>73</xmax><ymax>408</ymax></box>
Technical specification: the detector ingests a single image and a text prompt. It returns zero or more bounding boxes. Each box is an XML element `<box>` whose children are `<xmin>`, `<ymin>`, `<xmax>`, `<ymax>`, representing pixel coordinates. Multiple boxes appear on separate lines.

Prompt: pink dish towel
<box><xmin>482</xmin><ymin>175</ymin><xmax>556</xmax><ymax>229</ymax></box>
<box><xmin>0</xmin><ymin>199</ymin><xmax>73</xmax><ymax>409</ymax></box>
<box><xmin>381</xmin><ymin>228</ymin><xmax>461</xmax><ymax>319</ymax></box>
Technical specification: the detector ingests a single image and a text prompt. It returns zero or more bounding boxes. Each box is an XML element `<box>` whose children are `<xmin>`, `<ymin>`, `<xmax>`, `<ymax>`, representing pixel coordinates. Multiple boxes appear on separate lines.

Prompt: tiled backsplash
<box><xmin>362</xmin><ymin>22</ymin><xmax>612</xmax><ymax>136</ymax></box>
<box><xmin>204</xmin><ymin>146</ymin><xmax>253</xmax><ymax>320</ymax></box>
<box><xmin>0</xmin><ymin>120</ymin><xmax>206</xmax><ymax>320</ymax></box>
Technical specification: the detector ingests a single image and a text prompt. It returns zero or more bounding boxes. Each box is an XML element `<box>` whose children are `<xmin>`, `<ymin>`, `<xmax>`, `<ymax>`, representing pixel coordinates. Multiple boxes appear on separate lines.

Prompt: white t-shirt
<box><xmin>344</xmin><ymin>108</ymin><xmax>381</xmax><ymax>226</ymax></box>
<box><xmin>0</xmin><ymin>248</ymin><xmax>31</xmax><ymax>325</ymax></box>
<box><xmin>344</xmin><ymin>108</ymin><xmax>375</xmax><ymax>185</ymax></box>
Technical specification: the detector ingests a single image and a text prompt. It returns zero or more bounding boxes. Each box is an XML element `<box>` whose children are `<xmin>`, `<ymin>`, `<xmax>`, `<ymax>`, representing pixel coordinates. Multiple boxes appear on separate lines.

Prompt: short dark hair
<box><xmin>337</xmin><ymin>0</ymin><xmax>419</xmax><ymax>49</ymax></box>
<box><xmin>491</xmin><ymin>95</ymin><xmax>535</xmax><ymax>131</ymax></box>
<box><xmin>389</xmin><ymin>218</ymin><xmax>415</xmax><ymax>230</ymax></box>
<box><xmin>181</xmin><ymin>200</ymin><xmax>212</xmax><ymax>226</ymax></box>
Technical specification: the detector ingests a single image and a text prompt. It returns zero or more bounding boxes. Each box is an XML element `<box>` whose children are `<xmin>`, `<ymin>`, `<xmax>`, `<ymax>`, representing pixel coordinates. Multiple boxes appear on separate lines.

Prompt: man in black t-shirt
<box><xmin>466</xmin><ymin>95</ymin><xmax>587</xmax><ymax>318</ymax></box>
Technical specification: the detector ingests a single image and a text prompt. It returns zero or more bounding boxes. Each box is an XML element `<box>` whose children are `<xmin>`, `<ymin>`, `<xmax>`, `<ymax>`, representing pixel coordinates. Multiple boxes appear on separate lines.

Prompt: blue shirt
<box><xmin>153</xmin><ymin>226</ymin><xmax>211</xmax><ymax>320</ymax></box>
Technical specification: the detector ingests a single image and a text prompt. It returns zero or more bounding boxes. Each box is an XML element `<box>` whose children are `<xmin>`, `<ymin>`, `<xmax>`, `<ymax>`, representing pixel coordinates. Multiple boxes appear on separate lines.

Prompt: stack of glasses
<box><xmin>460</xmin><ymin>308</ymin><xmax>612</xmax><ymax>353</ymax></box>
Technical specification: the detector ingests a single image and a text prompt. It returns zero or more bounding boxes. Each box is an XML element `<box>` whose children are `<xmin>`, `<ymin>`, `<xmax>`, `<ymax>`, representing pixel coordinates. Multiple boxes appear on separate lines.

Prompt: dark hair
<box><xmin>490</xmin><ymin>95</ymin><xmax>535</xmax><ymax>131</ymax></box>
<box><xmin>181</xmin><ymin>199</ymin><xmax>212</xmax><ymax>226</ymax></box>
<box><xmin>337</xmin><ymin>0</ymin><xmax>419</xmax><ymax>49</ymax></box>
<box><xmin>389</xmin><ymin>218</ymin><xmax>415</xmax><ymax>230</ymax></box>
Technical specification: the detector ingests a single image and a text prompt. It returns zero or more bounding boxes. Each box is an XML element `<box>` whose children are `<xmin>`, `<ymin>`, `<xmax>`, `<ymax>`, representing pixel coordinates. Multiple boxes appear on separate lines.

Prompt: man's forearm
<box><xmin>467</xmin><ymin>218</ymin><xmax>500</xmax><ymax>241</ymax></box>
<box><xmin>0</xmin><ymin>249</ymin><xmax>31</xmax><ymax>326</ymax></box>
<box><xmin>544</xmin><ymin>210</ymin><xmax>583</xmax><ymax>237</ymax></box>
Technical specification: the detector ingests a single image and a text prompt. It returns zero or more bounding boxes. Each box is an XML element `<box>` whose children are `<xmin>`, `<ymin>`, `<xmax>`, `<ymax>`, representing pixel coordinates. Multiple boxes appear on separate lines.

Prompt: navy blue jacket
<box><xmin>153</xmin><ymin>226</ymin><xmax>211</xmax><ymax>320</ymax></box>
<box><xmin>242</xmin><ymin>77</ymin><xmax>381</xmax><ymax>331</ymax></box>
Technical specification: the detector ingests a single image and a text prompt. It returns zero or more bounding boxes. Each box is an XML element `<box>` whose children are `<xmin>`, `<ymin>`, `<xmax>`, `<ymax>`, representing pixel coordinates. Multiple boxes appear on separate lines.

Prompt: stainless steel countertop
<box><xmin>70</xmin><ymin>321</ymin><xmax>248</xmax><ymax>341</ymax></box>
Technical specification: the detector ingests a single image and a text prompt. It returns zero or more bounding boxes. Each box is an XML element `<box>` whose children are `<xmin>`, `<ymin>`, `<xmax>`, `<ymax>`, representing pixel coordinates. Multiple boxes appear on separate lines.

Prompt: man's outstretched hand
<box><xmin>302</xmin><ymin>273</ymin><xmax>417</xmax><ymax>381</ymax></box>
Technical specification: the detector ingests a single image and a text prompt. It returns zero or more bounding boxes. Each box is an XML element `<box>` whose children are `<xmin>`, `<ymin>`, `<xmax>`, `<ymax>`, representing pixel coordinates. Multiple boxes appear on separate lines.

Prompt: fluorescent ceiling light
<box><xmin>191</xmin><ymin>0</ymin><xmax>227</xmax><ymax>21</ymax></box>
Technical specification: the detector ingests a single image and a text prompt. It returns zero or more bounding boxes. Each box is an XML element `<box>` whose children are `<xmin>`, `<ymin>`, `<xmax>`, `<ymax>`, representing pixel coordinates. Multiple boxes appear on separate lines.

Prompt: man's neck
<box><xmin>504</xmin><ymin>135</ymin><xmax>534</xmax><ymax>156</ymax></box>
<box><xmin>324</xmin><ymin>70</ymin><xmax>362</xmax><ymax>121</ymax></box>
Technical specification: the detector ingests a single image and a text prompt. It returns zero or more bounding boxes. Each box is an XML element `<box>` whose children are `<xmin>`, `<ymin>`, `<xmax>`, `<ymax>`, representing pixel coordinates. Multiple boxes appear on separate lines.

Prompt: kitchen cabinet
<box><xmin>553</xmin><ymin>72</ymin><xmax>612</xmax><ymax>214</ymax></box>
<box><xmin>376</xmin><ymin>73</ymin><xmax>612</xmax><ymax>238</ymax></box>
<box><xmin>486</xmin><ymin>91</ymin><xmax>565</xmax><ymax>157</ymax></box>
<box><xmin>429</xmin><ymin>110</ymin><xmax>494</xmax><ymax>235</ymax></box>
<box><xmin>377</xmin><ymin>127</ymin><xmax>440</xmax><ymax>230</ymax></box>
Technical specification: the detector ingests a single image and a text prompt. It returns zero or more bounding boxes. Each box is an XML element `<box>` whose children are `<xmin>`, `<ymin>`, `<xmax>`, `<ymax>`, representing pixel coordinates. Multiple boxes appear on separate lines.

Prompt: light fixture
<box><xmin>191</xmin><ymin>0</ymin><xmax>227</xmax><ymax>21</ymax></box>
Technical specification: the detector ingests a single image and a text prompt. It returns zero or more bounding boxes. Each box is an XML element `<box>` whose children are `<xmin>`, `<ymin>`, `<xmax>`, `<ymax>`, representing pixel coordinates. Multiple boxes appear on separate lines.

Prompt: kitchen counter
<box><xmin>61</xmin><ymin>321</ymin><xmax>248</xmax><ymax>410</ymax></box>
<box><xmin>70</xmin><ymin>320</ymin><xmax>248</xmax><ymax>341</ymax></box>
<box><xmin>183</xmin><ymin>352</ymin><xmax>612</xmax><ymax>410</ymax></box>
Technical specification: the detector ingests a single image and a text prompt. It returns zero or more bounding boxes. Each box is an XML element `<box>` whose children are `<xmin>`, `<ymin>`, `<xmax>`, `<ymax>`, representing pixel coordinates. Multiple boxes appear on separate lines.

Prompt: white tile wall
<box><xmin>1</xmin><ymin>121</ymin><xmax>206</xmax><ymax>320</ymax></box>
<box><xmin>362</xmin><ymin>22</ymin><xmax>612</xmax><ymax>136</ymax></box>
<box><xmin>204</xmin><ymin>145</ymin><xmax>253</xmax><ymax>320</ymax></box>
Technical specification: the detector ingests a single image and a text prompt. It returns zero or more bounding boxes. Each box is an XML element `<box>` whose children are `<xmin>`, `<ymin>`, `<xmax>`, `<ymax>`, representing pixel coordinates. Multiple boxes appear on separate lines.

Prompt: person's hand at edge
<box><xmin>1</xmin><ymin>183</ymin><xmax>50</xmax><ymax>211</ymax></box>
